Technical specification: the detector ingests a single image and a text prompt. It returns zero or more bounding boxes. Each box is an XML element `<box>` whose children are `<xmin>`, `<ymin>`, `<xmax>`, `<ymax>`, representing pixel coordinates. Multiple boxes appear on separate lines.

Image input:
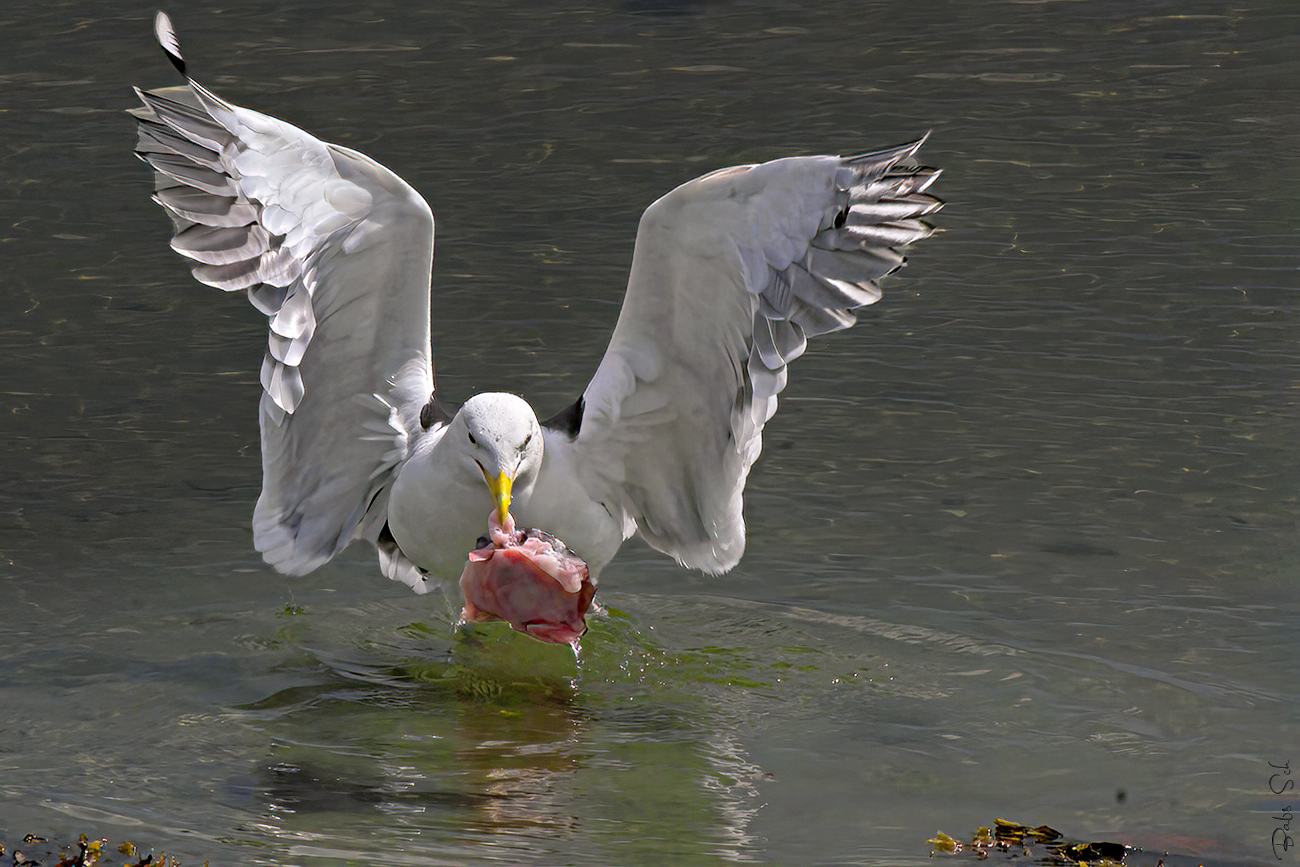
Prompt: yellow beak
<box><xmin>486</xmin><ymin>469</ymin><xmax>513</xmax><ymax>525</ymax></box>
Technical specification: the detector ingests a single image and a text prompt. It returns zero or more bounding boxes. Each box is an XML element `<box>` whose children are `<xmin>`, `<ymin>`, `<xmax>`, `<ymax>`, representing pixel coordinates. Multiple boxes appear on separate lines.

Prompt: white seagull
<box><xmin>131</xmin><ymin>12</ymin><xmax>942</xmax><ymax>600</ymax></box>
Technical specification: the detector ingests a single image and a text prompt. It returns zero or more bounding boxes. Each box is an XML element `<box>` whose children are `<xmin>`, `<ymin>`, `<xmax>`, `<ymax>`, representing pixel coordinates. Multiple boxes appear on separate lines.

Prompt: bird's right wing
<box><xmin>132</xmin><ymin>13</ymin><xmax>437</xmax><ymax>576</ymax></box>
<box><xmin>566</xmin><ymin>140</ymin><xmax>940</xmax><ymax>574</ymax></box>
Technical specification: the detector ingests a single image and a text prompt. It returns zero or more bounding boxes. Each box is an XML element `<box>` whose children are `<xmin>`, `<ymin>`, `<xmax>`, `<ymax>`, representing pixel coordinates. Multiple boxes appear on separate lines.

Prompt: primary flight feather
<box><xmin>132</xmin><ymin>12</ymin><xmax>943</xmax><ymax>621</ymax></box>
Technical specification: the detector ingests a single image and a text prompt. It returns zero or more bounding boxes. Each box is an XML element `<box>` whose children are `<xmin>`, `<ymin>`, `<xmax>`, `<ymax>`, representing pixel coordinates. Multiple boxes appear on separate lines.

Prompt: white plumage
<box><xmin>132</xmin><ymin>12</ymin><xmax>942</xmax><ymax>595</ymax></box>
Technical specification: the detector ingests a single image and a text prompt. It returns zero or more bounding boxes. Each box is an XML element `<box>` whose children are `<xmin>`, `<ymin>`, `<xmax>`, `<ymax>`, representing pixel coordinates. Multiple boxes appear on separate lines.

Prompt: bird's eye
<box><xmin>467</xmin><ymin>432</ymin><xmax>477</xmax><ymax>445</ymax></box>
<box><xmin>521</xmin><ymin>433</ymin><xmax>533</xmax><ymax>449</ymax></box>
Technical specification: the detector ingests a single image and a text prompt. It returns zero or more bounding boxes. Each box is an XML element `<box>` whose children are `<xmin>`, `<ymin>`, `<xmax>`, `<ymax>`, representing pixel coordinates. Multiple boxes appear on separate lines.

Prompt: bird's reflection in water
<box><xmin>450</xmin><ymin>690</ymin><xmax>584</xmax><ymax>835</ymax></box>
<box><xmin>248</xmin><ymin>625</ymin><xmax>584</xmax><ymax>825</ymax></box>
<box><xmin>240</xmin><ymin>617</ymin><xmax>760</xmax><ymax>862</ymax></box>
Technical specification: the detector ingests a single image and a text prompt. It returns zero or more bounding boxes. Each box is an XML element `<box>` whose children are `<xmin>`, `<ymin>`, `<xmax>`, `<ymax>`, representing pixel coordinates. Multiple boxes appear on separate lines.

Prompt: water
<box><xmin>1</xmin><ymin>1</ymin><xmax>1297</xmax><ymax>864</ymax></box>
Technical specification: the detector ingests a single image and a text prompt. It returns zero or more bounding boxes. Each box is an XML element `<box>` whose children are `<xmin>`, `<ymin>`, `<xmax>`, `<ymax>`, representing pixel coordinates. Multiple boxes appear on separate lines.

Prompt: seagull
<box><xmin>131</xmin><ymin>12</ymin><xmax>942</xmax><ymax>599</ymax></box>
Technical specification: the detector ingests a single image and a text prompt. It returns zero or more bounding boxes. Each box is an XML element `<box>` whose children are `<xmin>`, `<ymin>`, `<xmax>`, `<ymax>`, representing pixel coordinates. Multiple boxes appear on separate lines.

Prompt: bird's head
<box><xmin>453</xmin><ymin>392</ymin><xmax>543</xmax><ymax>524</ymax></box>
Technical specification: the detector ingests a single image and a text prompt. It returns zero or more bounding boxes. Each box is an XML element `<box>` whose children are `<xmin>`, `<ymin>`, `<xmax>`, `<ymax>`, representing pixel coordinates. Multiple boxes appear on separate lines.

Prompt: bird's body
<box><xmin>384</xmin><ymin>395</ymin><xmax>625</xmax><ymax>582</ymax></box>
<box><xmin>132</xmin><ymin>13</ymin><xmax>942</xmax><ymax>614</ymax></box>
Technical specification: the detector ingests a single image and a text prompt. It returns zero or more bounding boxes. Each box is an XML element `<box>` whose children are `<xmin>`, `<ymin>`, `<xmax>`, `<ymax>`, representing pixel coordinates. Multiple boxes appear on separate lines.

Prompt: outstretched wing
<box><xmin>132</xmin><ymin>13</ymin><xmax>437</xmax><ymax>575</ymax></box>
<box><xmin>569</xmin><ymin>139</ymin><xmax>941</xmax><ymax>573</ymax></box>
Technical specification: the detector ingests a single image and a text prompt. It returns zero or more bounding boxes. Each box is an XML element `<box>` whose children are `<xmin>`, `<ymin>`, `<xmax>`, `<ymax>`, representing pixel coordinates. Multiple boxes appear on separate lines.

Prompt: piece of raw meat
<box><xmin>458</xmin><ymin>511</ymin><xmax>596</xmax><ymax>645</ymax></box>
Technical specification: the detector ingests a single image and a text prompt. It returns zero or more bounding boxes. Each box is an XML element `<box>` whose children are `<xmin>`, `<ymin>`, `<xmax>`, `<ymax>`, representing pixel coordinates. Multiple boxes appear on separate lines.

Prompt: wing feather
<box><xmin>571</xmin><ymin>139</ymin><xmax>941</xmax><ymax>573</ymax></box>
<box><xmin>132</xmin><ymin>15</ymin><xmax>436</xmax><ymax>575</ymax></box>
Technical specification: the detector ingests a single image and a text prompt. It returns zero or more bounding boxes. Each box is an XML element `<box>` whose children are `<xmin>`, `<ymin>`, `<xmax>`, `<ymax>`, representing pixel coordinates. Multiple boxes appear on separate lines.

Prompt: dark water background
<box><xmin>1</xmin><ymin>1</ymin><xmax>1297</xmax><ymax>864</ymax></box>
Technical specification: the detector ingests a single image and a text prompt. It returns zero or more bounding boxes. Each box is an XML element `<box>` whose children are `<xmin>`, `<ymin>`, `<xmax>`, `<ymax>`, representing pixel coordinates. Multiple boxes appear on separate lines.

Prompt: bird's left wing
<box><xmin>132</xmin><ymin>13</ymin><xmax>436</xmax><ymax>576</ymax></box>
<box><xmin>566</xmin><ymin>139</ymin><xmax>941</xmax><ymax>573</ymax></box>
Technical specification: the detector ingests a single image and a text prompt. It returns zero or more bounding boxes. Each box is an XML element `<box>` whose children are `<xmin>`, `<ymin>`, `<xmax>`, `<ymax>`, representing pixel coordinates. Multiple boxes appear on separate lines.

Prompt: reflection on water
<box><xmin>212</xmin><ymin>596</ymin><xmax>1028</xmax><ymax>865</ymax></box>
<box><xmin>225</xmin><ymin>606</ymin><xmax>772</xmax><ymax>864</ymax></box>
<box><xmin>0</xmin><ymin>1</ymin><xmax>1297</xmax><ymax>865</ymax></box>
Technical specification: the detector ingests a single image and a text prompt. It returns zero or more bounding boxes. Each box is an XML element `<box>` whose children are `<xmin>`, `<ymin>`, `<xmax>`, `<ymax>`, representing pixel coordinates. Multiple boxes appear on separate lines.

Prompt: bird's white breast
<box><xmin>385</xmin><ymin>430</ymin><xmax>496</xmax><ymax>581</ymax></box>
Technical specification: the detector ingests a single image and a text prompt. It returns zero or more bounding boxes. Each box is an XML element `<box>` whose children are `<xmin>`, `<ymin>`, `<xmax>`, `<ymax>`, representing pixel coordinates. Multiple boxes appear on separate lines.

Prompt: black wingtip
<box><xmin>542</xmin><ymin>396</ymin><xmax>585</xmax><ymax>440</ymax></box>
<box><xmin>154</xmin><ymin>10</ymin><xmax>186</xmax><ymax>77</ymax></box>
<box><xmin>419</xmin><ymin>393</ymin><xmax>453</xmax><ymax>430</ymax></box>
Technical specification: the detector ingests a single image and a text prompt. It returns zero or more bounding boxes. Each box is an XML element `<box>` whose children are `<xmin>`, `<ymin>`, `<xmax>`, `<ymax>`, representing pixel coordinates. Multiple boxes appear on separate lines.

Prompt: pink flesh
<box><xmin>458</xmin><ymin>511</ymin><xmax>595</xmax><ymax>645</ymax></box>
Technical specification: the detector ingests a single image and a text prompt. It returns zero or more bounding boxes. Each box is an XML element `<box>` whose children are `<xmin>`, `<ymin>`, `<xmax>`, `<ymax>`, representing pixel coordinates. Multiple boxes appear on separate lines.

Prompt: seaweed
<box><xmin>928</xmin><ymin>818</ymin><xmax>1240</xmax><ymax>867</ymax></box>
<box><xmin>0</xmin><ymin>834</ymin><xmax>190</xmax><ymax>867</ymax></box>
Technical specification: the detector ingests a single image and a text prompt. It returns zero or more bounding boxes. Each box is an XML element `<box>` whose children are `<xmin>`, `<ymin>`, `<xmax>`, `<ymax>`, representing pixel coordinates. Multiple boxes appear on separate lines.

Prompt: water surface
<box><xmin>1</xmin><ymin>1</ymin><xmax>1297</xmax><ymax>865</ymax></box>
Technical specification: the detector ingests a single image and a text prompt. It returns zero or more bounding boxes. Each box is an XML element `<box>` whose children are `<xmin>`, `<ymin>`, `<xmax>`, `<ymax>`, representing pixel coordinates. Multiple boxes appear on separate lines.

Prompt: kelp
<box><xmin>929</xmin><ymin>818</ymin><xmax>1241</xmax><ymax>867</ymax></box>
<box><xmin>0</xmin><ymin>834</ymin><xmax>187</xmax><ymax>867</ymax></box>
